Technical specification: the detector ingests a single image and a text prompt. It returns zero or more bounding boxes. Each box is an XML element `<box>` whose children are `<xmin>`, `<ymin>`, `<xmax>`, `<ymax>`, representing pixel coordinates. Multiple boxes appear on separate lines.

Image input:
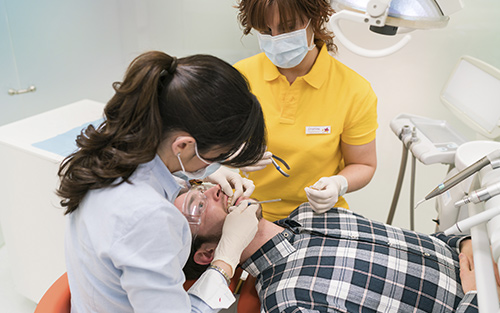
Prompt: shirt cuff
<box><xmin>455</xmin><ymin>291</ymin><xmax>478</xmax><ymax>313</ymax></box>
<box><xmin>187</xmin><ymin>269</ymin><xmax>235</xmax><ymax>309</ymax></box>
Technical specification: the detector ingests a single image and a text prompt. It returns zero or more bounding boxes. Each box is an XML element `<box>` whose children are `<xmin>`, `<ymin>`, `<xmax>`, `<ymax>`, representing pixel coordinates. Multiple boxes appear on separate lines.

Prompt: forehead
<box><xmin>249</xmin><ymin>0</ymin><xmax>306</xmax><ymax>31</ymax></box>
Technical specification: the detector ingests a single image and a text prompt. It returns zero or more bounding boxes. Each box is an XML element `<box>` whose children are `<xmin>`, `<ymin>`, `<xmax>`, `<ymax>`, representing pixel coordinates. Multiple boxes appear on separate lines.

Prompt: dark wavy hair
<box><xmin>58</xmin><ymin>51</ymin><xmax>267</xmax><ymax>214</ymax></box>
<box><xmin>236</xmin><ymin>0</ymin><xmax>337</xmax><ymax>53</ymax></box>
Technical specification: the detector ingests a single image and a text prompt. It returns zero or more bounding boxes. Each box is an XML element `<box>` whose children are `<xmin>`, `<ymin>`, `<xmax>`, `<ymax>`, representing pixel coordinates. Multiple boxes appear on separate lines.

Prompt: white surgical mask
<box><xmin>257</xmin><ymin>19</ymin><xmax>315</xmax><ymax>69</ymax></box>
<box><xmin>172</xmin><ymin>144</ymin><xmax>221</xmax><ymax>181</ymax></box>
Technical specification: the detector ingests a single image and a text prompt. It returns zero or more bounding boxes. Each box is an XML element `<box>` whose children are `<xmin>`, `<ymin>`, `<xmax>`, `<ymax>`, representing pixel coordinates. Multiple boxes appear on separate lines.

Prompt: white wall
<box><xmin>118</xmin><ymin>0</ymin><xmax>260</xmax><ymax>65</ymax></box>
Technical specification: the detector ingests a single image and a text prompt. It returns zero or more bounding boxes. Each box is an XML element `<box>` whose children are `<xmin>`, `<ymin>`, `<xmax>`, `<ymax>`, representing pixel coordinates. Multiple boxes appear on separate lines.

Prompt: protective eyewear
<box><xmin>271</xmin><ymin>154</ymin><xmax>290</xmax><ymax>177</ymax></box>
<box><xmin>181</xmin><ymin>184</ymin><xmax>209</xmax><ymax>235</ymax></box>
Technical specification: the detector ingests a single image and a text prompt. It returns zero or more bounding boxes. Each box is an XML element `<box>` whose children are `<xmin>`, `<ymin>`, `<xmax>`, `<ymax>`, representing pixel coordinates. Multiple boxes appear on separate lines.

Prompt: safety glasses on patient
<box><xmin>181</xmin><ymin>184</ymin><xmax>209</xmax><ymax>236</ymax></box>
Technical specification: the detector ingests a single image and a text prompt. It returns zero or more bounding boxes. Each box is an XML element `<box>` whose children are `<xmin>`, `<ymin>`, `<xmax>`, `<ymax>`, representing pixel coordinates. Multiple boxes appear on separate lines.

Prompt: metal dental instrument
<box><xmin>454</xmin><ymin>181</ymin><xmax>500</xmax><ymax>208</ymax></box>
<box><xmin>271</xmin><ymin>154</ymin><xmax>290</xmax><ymax>177</ymax></box>
<box><xmin>422</xmin><ymin>149</ymin><xmax>500</xmax><ymax>202</ymax></box>
<box><xmin>413</xmin><ymin>199</ymin><xmax>425</xmax><ymax>210</ymax></box>
<box><xmin>248</xmin><ymin>198</ymin><xmax>282</xmax><ymax>206</ymax></box>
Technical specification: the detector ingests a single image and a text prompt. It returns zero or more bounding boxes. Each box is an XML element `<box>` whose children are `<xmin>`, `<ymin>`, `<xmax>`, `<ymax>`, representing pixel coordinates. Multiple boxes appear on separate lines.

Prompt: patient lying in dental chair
<box><xmin>178</xmin><ymin>184</ymin><xmax>500</xmax><ymax>312</ymax></box>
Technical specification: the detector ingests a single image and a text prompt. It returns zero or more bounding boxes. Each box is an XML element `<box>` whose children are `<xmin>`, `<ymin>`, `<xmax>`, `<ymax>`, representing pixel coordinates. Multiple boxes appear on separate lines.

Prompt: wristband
<box><xmin>208</xmin><ymin>264</ymin><xmax>231</xmax><ymax>286</ymax></box>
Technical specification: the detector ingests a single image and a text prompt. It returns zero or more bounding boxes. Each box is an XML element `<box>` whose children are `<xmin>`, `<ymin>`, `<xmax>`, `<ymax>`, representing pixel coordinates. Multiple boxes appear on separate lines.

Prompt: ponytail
<box><xmin>58</xmin><ymin>51</ymin><xmax>266</xmax><ymax>214</ymax></box>
<box><xmin>58</xmin><ymin>52</ymin><xmax>178</xmax><ymax>214</ymax></box>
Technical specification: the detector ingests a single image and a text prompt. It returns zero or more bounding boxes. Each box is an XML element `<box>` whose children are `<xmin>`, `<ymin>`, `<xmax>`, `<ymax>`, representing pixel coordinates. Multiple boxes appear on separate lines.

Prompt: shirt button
<box><xmin>283</xmin><ymin>233</ymin><xmax>289</xmax><ymax>237</ymax></box>
<box><xmin>423</xmin><ymin>252</ymin><xmax>430</xmax><ymax>257</ymax></box>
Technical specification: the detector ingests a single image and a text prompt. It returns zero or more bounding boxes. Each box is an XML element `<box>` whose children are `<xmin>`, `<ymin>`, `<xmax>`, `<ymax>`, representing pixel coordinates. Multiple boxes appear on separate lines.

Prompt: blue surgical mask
<box><xmin>257</xmin><ymin>19</ymin><xmax>315</xmax><ymax>69</ymax></box>
<box><xmin>172</xmin><ymin>144</ymin><xmax>221</xmax><ymax>181</ymax></box>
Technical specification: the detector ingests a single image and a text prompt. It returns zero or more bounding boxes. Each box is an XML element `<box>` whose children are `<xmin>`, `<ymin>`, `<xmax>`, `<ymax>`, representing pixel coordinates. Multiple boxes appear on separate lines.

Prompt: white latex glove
<box><xmin>212</xmin><ymin>200</ymin><xmax>260</xmax><ymax>273</ymax></box>
<box><xmin>205</xmin><ymin>166</ymin><xmax>255</xmax><ymax>205</ymax></box>
<box><xmin>304</xmin><ymin>175</ymin><xmax>348</xmax><ymax>214</ymax></box>
<box><xmin>239</xmin><ymin>151</ymin><xmax>273</xmax><ymax>174</ymax></box>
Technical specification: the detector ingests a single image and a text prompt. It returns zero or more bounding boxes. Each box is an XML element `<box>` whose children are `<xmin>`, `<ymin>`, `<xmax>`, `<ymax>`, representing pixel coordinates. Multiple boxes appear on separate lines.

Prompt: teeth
<box><xmin>227</xmin><ymin>195</ymin><xmax>233</xmax><ymax>207</ymax></box>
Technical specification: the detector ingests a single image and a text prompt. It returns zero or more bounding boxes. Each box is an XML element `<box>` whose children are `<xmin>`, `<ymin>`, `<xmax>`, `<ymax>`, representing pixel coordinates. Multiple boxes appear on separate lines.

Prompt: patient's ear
<box><xmin>193</xmin><ymin>243</ymin><xmax>218</xmax><ymax>265</ymax></box>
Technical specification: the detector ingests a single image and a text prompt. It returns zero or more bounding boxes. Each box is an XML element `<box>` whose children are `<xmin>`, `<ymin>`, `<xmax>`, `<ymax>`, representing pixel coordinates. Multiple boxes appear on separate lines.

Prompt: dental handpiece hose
<box><xmin>444</xmin><ymin>205</ymin><xmax>500</xmax><ymax>235</ymax></box>
<box><xmin>424</xmin><ymin>149</ymin><xmax>500</xmax><ymax>201</ymax></box>
<box><xmin>454</xmin><ymin>181</ymin><xmax>500</xmax><ymax>208</ymax></box>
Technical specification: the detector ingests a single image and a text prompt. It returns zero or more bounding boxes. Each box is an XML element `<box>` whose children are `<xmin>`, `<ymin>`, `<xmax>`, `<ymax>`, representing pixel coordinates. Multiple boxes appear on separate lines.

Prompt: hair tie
<box><xmin>167</xmin><ymin>56</ymin><xmax>178</xmax><ymax>74</ymax></box>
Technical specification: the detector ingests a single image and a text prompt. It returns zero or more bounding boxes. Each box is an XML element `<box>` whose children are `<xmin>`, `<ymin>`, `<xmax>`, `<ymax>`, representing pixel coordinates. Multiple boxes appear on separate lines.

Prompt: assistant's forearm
<box><xmin>337</xmin><ymin>163</ymin><xmax>376</xmax><ymax>193</ymax></box>
<box><xmin>339</xmin><ymin>140</ymin><xmax>377</xmax><ymax>192</ymax></box>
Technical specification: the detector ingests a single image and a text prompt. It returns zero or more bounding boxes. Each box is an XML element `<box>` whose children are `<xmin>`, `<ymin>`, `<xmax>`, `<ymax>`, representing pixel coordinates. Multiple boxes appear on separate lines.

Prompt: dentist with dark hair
<box><xmin>58</xmin><ymin>50</ymin><xmax>266</xmax><ymax>312</ymax></box>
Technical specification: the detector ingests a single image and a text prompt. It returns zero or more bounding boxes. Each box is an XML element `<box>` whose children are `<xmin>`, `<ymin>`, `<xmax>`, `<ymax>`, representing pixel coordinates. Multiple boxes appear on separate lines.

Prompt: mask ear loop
<box><xmin>177</xmin><ymin>152</ymin><xmax>187</xmax><ymax>172</ymax></box>
<box><xmin>173</xmin><ymin>136</ymin><xmax>194</xmax><ymax>173</ymax></box>
<box><xmin>305</xmin><ymin>19</ymin><xmax>315</xmax><ymax>51</ymax></box>
<box><xmin>194</xmin><ymin>144</ymin><xmax>211</xmax><ymax>165</ymax></box>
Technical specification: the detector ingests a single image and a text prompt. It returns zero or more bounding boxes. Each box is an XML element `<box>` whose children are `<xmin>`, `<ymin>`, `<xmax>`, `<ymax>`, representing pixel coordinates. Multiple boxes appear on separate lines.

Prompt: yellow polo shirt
<box><xmin>234</xmin><ymin>45</ymin><xmax>378</xmax><ymax>221</ymax></box>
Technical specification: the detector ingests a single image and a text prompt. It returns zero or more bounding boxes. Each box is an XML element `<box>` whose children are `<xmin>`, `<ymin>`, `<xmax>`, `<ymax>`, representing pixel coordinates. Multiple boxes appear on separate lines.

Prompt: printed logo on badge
<box><xmin>305</xmin><ymin>126</ymin><xmax>331</xmax><ymax>135</ymax></box>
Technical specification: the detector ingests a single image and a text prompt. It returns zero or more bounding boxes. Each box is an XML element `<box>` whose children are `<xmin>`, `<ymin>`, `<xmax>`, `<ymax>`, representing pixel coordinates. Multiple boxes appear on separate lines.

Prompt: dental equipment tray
<box><xmin>390</xmin><ymin>113</ymin><xmax>467</xmax><ymax>165</ymax></box>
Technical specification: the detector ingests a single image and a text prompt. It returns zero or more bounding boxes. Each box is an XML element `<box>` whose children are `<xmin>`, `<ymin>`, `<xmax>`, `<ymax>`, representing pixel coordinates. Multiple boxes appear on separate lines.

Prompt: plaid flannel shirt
<box><xmin>242</xmin><ymin>203</ymin><xmax>478</xmax><ymax>313</ymax></box>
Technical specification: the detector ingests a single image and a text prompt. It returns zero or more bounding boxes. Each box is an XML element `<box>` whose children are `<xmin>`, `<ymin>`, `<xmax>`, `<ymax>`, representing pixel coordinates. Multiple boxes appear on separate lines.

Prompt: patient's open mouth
<box><xmin>217</xmin><ymin>188</ymin><xmax>231</xmax><ymax>213</ymax></box>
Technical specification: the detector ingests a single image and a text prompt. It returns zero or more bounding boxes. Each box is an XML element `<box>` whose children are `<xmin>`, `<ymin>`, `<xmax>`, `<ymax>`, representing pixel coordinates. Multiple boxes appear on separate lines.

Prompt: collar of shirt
<box><xmin>140</xmin><ymin>154</ymin><xmax>182</xmax><ymax>203</ymax></box>
<box><xmin>262</xmin><ymin>43</ymin><xmax>330</xmax><ymax>90</ymax></box>
<box><xmin>242</xmin><ymin>228</ymin><xmax>296</xmax><ymax>278</ymax></box>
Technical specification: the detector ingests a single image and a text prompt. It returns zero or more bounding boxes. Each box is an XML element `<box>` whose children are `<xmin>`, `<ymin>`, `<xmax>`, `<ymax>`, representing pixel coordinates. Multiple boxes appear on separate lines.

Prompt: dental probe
<box><xmin>229</xmin><ymin>199</ymin><xmax>282</xmax><ymax>212</ymax></box>
<box><xmin>248</xmin><ymin>198</ymin><xmax>282</xmax><ymax>205</ymax></box>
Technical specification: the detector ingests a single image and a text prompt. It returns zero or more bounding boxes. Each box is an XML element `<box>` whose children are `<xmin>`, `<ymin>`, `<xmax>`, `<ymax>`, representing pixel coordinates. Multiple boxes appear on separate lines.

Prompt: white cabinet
<box><xmin>0</xmin><ymin>99</ymin><xmax>104</xmax><ymax>303</ymax></box>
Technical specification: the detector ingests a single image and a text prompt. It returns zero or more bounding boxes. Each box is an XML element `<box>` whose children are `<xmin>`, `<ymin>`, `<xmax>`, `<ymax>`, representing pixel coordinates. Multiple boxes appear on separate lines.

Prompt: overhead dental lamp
<box><xmin>329</xmin><ymin>0</ymin><xmax>464</xmax><ymax>57</ymax></box>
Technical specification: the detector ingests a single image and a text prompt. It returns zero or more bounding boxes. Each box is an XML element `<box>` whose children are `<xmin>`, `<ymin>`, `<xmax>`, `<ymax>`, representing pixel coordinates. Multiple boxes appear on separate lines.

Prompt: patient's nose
<box><xmin>205</xmin><ymin>185</ymin><xmax>222</xmax><ymax>202</ymax></box>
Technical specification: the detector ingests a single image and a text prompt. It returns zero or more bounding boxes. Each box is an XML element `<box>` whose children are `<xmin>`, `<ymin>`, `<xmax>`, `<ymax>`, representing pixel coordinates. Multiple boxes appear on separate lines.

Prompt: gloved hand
<box><xmin>205</xmin><ymin>166</ymin><xmax>255</xmax><ymax>205</ymax></box>
<box><xmin>239</xmin><ymin>151</ymin><xmax>273</xmax><ymax>174</ymax></box>
<box><xmin>304</xmin><ymin>175</ymin><xmax>348</xmax><ymax>214</ymax></box>
<box><xmin>212</xmin><ymin>200</ymin><xmax>260</xmax><ymax>274</ymax></box>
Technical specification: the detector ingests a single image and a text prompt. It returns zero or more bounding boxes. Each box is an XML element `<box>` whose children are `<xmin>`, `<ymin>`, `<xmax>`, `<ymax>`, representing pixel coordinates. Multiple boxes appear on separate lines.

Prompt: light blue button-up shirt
<box><xmin>65</xmin><ymin>155</ymin><xmax>232</xmax><ymax>312</ymax></box>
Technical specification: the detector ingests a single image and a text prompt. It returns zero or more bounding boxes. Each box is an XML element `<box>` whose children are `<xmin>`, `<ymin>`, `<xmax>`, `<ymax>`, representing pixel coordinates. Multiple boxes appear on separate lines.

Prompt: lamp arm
<box><xmin>329</xmin><ymin>10</ymin><xmax>411</xmax><ymax>58</ymax></box>
<box><xmin>366</xmin><ymin>0</ymin><xmax>392</xmax><ymax>18</ymax></box>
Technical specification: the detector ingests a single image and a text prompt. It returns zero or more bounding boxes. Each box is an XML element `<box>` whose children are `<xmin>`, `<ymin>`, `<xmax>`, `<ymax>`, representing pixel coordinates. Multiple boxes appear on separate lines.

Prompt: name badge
<box><xmin>305</xmin><ymin>126</ymin><xmax>331</xmax><ymax>135</ymax></box>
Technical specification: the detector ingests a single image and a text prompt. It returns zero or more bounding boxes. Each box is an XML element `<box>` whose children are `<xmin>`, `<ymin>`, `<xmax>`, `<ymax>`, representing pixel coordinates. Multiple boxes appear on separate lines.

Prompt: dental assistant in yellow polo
<box><xmin>235</xmin><ymin>0</ymin><xmax>378</xmax><ymax>221</ymax></box>
<box><xmin>234</xmin><ymin>42</ymin><xmax>377</xmax><ymax>221</ymax></box>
